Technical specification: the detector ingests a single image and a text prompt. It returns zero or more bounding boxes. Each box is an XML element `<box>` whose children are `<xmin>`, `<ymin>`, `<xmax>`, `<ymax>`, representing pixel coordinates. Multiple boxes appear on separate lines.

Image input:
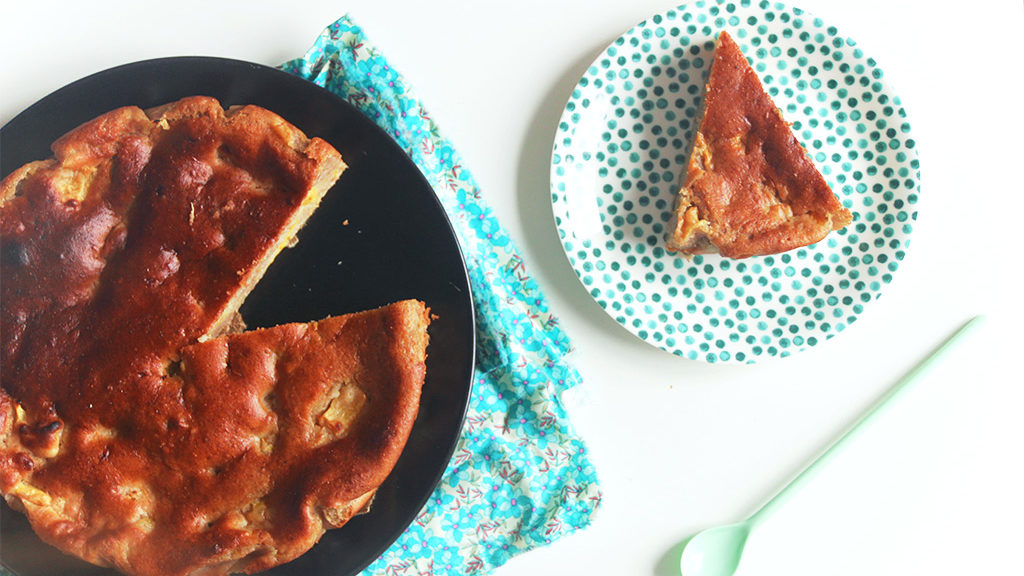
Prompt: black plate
<box><xmin>0</xmin><ymin>57</ymin><xmax>475</xmax><ymax>576</ymax></box>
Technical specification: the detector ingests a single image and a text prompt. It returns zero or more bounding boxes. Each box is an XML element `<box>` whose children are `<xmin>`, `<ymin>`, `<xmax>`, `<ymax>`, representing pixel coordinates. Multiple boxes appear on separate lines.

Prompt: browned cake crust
<box><xmin>1</xmin><ymin>96</ymin><xmax>346</xmax><ymax>405</ymax></box>
<box><xmin>1</xmin><ymin>301</ymin><xmax>429</xmax><ymax>576</ymax></box>
<box><xmin>0</xmin><ymin>96</ymin><xmax>379</xmax><ymax>575</ymax></box>
<box><xmin>666</xmin><ymin>31</ymin><xmax>852</xmax><ymax>259</ymax></box>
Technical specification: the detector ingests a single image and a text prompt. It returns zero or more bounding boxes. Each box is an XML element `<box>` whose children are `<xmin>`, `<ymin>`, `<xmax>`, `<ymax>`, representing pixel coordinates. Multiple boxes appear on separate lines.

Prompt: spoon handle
<box><xmin>746</xmin><ymin>315</ymin><xmax>985</xmax><ymax>528</ymax></box>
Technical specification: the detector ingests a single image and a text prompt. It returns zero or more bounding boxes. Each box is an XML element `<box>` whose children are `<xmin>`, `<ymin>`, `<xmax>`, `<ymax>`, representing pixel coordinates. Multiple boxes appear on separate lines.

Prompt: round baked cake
<box><xmin>0</xmin><ymin>97</ymin><xmax>430</xmax><ymax>576</ymax></box>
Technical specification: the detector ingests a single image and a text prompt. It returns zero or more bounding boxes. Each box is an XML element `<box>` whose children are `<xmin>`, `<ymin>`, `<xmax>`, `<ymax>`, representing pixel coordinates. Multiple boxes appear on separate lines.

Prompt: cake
<box><xmin>666</xmin><ymin>31</ymin><xmax>852</xmax><ymax>259</ymax></box>
<box><xmin>0</xmin><ymin>97</ymin><xmax>430</xmax><ymax>575</ymax></box>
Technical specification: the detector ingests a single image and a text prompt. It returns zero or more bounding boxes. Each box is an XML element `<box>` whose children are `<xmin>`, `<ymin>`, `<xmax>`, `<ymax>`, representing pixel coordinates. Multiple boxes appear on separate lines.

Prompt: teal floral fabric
<box><xmin>281</xmin><ymin>15</ymin><xmax>601</xmax><ymax>576</ymax></box>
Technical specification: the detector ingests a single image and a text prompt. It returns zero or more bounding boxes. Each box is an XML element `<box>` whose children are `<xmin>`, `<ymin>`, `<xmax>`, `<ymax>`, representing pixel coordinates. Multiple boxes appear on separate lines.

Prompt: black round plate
<box><xmin>0</xmin><ymin>57</ymin><xmax>475</xmax><ymax>576</ymax></box>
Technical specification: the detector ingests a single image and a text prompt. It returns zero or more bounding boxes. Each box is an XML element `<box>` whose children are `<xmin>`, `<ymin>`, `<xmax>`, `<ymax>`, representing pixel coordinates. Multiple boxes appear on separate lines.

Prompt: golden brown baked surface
<box><xmin>1</xmin><ymin>301</ymin><xmax>429</xmax><ymax>576</ymax></box>
<box><xmin>0</xmin><ymin>97</ymin><xmax>441</xmax><ymax>576</ymax></box>
<box><xmin>1</xmin><ymin>96</ymin><xmax>346</xmax><ymax>407</ymax></box>
<box><xmin>666</xmin><ymin>31</ymin><xmax>852</xmax><ymax>259</ymax></box>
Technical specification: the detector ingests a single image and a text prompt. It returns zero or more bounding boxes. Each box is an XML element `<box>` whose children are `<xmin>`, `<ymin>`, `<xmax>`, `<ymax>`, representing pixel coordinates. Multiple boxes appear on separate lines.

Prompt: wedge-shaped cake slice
<box><xmin>1</xmin><ymin>300</ymin><xmax>430</xmax><ymax>576</ymax></box>
<box><xmin>666</xmin><ymin>31</ymin><xmax>852</xmax><ymax>259</ymax></box>
<box><xmin>1</xmin><ymin>96</ymin><xmax>346</xmax><ymax>408</ymax></box>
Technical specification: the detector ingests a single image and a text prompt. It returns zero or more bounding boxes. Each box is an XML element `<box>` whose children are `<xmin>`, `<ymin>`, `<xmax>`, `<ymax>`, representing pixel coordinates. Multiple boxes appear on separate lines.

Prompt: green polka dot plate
<box><xmin>550</xmin><ymin>0</ymin><xmax>920</xmax><ymax>363</ymax></box>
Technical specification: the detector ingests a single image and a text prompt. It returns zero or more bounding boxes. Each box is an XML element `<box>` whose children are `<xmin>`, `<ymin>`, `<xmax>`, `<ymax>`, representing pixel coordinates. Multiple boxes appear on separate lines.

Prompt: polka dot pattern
<box><xmin>550</xmin><ymin>0</ymin><xmax>920</xmax><ymax>363</ymax></box>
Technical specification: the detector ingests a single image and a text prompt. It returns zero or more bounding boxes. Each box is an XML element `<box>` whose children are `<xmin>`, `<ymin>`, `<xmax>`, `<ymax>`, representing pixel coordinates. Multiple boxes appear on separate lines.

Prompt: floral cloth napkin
<box><xmin>281</xmin><ymin>15</ymin><xmax>601</xmax><ymax>576</ymax></box>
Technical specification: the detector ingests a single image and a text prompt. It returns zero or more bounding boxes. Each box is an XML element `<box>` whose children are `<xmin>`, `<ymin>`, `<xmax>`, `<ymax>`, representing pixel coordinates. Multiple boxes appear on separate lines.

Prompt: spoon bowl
<box><xmin>678</xmin><ymin>522</ymin><xmax>751</xmax><ymax>576</ymax></box>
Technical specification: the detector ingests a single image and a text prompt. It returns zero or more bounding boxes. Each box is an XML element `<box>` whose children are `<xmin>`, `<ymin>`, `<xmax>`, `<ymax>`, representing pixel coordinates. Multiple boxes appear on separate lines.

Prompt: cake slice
<box><xmin>1</xmin><ymin>300</ymin><xmax>430</xmax><ymax>576</ymax></box>
<box><xmin>1</xmin><ymin>96</ymin><xmax>346</xmax><ymax>395</ymax></box>
<box><xmin>1</xmin><ymin>96</ymin><xmax>346</xmax><ymax>417</ymax></box>
<box><xmin>666</xmin><ymin>31</ymin><xmax>852</xmax><ymax>259</ymax></box>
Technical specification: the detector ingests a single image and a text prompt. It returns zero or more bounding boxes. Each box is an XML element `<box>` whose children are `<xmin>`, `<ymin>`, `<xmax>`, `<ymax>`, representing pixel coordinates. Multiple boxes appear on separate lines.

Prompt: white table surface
<box><xmin>3</xmin><ymin>1</ymin><xmax>1023</xmax><ymax>575</ymax></box>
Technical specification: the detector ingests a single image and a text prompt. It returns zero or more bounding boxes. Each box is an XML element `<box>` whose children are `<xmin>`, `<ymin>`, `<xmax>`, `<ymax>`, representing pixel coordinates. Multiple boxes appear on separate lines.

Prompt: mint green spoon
<box><xmin>678</xmin><ymin>316</ymin><xmax>985</xmax><ymax>576</ymax></box>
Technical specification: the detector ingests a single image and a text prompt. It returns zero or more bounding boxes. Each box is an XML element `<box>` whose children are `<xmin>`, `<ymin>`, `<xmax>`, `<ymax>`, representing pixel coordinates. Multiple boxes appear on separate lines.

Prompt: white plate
<box><xmin>550</xmin><ymin>0</ymin><xmax>920</xmax><ymax>363</ymax></box>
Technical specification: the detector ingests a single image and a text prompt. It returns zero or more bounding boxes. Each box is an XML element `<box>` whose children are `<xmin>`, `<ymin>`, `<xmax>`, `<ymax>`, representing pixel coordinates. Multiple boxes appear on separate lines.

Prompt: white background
<box><xmin>3</xmin><ymin>1</ymin><xmax>1023</xmax><ymax>575</ymax></box>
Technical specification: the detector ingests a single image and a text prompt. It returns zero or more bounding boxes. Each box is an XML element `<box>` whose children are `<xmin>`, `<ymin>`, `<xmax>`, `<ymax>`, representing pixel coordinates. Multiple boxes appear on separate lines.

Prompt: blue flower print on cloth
<box><xmin>280</xmin><ymin>15</ymin><xmax>602</xmax><ymax>576</ymax></box>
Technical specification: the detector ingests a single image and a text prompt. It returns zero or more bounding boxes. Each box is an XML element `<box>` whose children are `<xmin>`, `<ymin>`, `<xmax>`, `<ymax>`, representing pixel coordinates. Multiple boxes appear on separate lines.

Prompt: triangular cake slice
<box><xmin>1</xmin><ymin>300</ymin><xmax>430</xmax><ymax>576</ymax></box>
<box><xmin>1</xmin><ymin>96</ymin><xmax>346</xmax><ymax>402</ymax></box>
<box><xmin>666</xmin><ymin>31</ymin><xmax>852</xmax><ymax>259</ymax></box>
